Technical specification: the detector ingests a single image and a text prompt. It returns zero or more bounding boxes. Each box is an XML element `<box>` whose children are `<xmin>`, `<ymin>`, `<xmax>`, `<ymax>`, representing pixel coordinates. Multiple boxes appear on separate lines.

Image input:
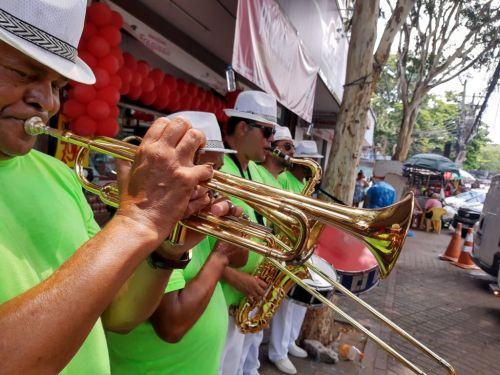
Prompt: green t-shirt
<box><xmin>218</xmin><ymin>156</ymin><xmax>264</xmax><ymax>306</ymax></box>
<box><xmin>278</xmin><ymin>170</ymin><xmax>305</xmax><ymax>194</ymax></box>
<box><xmin>106</xmin><ymin>237</ymin><xmax>228</xmax><ymax>375</ymax></box>
<box><xmin>0</xmin><ymin>150</ymin><xmax>109</xmax><ymax>374</ymax></box>
<box><xmin>253</xmin><ymin>164</ymin><xmax>282</xmax><ymax>189</ymax></box>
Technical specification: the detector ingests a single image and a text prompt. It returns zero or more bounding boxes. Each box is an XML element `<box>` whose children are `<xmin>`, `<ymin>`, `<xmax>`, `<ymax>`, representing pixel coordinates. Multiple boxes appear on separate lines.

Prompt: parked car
<box><xmin>444</xmin><ymin>189</ymin><xmax>488</xmax><ymax>230</ymax></box>
<box><xmin>444</xmin><ymin>189</ymin><xmax>488</xmax><ymax>208</ymax></box>
<box><xmin>472</xmin><ymin>175</ymin><xmax>500</xmax><ymax>293</ymax></box>
<box><xmin>452</xmin><ymin>203</ymin><xmax>483</xmax><ymax>236</ymax></box>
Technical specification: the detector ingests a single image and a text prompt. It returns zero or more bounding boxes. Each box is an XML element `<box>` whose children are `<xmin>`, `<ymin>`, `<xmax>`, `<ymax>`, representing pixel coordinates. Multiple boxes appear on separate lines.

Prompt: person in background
<box><xmin>365</xmin><ymin>176</ymin><xmax>397</xmax><ymax>208</ymax></box>
<box><xmin>272</xmin><ymin>139</ymin><xmax>324</xmax><ymax>375</ymax></box>
<box><xmin>278</xmin><ymin>140</ymin><xmax>323</xmax><ymax>193</ymax></box>
<box><xmin>218</xmin><ymin>91</ymin><xmax>277</xmax><ymax>375</ymax></box>
<box><xmin>238</xmin><ymin>126</ymin><xmax>295</xmax><ymax>375</ymax></box>
<box><xmin>353</xmin><ymin>170</ymin><xmax>369</xmax><ymax>207</ymax></box>
<box><xmin>0</xmin><ymin>2</ymin><xmax>235</xmax><ymax>373</ymax></box>
<box><xmin>106</xmin><ymin>112</ymin><xmax>246</xmax><ymax>375</ymax></box>
<box><xmin>425</xmin><ymin>193</ymin><xmax>443</xmax><ymax>211</ymax></box>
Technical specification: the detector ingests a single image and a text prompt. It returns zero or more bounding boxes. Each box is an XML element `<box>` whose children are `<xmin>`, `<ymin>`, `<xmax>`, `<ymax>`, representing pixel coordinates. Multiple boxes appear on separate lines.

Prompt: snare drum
<box><xmin>315</xmin><ymin>225</ymin><xmax>380</xmax><ymax>295</ymax></box>
<box><xmin>287</xmin><ymin>254</ymin><xmax>338</xmax><ymax>308</ymax></box>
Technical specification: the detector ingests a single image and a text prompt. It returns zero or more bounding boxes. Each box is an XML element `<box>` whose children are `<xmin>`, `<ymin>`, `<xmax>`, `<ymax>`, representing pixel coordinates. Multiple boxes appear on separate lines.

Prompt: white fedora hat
<box><xmin>273</xmin><ymin>126</ymin><xmax>293</xmax><ymax>142</ymax></box>
<box><xmin>166</xmin><ymin>111</ymin><xmax>236</xmax><ymax>154</ymax></box>
<box><xmin>294</xmin><ymin>140</ymin><xmax>324</xmax><ymax>159</ymax></box>
<box><xmin>224</xmin><ymin>91</ymin><xmax>278</xmax><ymax>128</ymax></box>
<box><xmin>0</xmin><ymin>0</ymin><xmax>95</xmax><ymax>84</ymax></box>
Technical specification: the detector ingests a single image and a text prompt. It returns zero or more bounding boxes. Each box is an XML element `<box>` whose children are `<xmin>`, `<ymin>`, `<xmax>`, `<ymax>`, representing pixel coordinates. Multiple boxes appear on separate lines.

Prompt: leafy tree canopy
<box><xmin>373</xmin><ymin>55</ymin><xmax>490</xmax><ymax>160</ymax></box>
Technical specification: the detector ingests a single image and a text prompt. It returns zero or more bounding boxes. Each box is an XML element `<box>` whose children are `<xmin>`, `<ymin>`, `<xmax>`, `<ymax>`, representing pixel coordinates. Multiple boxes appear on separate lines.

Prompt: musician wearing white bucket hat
<box><xmin>0</xmin><ymin>2</ymin><xmax>235</xmax><ymax>373</ymax></box>
<box><xmin>279</xmin><ymin>140</ymin><xmax>323</xmax><ymax>193</ymax></box>
<box><xmin>218</xmin><ymin>90</ymin><xmax>278</xmax><ymax>375</ymax></box>
<box><xmin>107</xmin><ymin>112</ymin><xmax>247</xmax><ymax>375</ymax></box>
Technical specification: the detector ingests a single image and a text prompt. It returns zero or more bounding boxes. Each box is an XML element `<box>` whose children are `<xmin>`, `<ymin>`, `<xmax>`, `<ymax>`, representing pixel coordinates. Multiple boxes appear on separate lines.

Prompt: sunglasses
<box><xmin>246</xmin><ymin>122</ymin><xmax>276</xmax><ymax>139</ymax></box>
<box><xmin>282</xmin><ymin>142</ymin><xmax>295</xmax><ymax>151</ymax></box>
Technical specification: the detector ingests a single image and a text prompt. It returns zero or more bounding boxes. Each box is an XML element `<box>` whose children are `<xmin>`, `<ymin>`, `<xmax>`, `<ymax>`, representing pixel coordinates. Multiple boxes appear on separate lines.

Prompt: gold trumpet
<box><xmin>25</xmin><ymin>117</ymin><xmax>310</xmax><ymax>262</ymax></box>
<box><xmin>24</xmin><ymin>117</ymin><xmax>453</xmax><ymax>374</ymax></box>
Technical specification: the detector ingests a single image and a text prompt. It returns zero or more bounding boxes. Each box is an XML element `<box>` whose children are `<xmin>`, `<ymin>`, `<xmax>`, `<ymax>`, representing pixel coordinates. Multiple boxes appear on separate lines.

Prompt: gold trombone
<box><xmin>236</xmin><ymin>150</ymin><xmax>455</xmax><ymax>375</ymax></box>
<box><xmin>24</xmin><ymin>117</ymin><xmax>454</xmax><ymax>374</ymax></box>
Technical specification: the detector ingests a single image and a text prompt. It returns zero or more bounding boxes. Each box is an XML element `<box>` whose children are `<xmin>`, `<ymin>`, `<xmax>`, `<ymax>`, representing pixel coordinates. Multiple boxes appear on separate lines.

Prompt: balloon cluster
<box><xmin>118</xmin><ymin>54</ymin><xmax>227</xmax><ymax>122</ymax></box>
<box><xmin>63</xmin><ymin>2</ymin><xmax>123</xmax><ymax>137</ymax></box>
<box><xmin>63</xmin><ymin>2</ymin><xmax>232</xmax><ymax>137</ymax></box>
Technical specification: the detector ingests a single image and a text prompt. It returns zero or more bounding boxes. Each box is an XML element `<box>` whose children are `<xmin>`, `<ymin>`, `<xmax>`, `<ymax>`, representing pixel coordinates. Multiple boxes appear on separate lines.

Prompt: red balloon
<box><xmin>99</xmin><ymin>55</ymin><xmax>119</xmax><ymax>75</ymax></box>
<box><xmin>141</xmin><ymin>90</ymin><xmax>157</xmax><ymax>106</ymax></box>
<box><xmin>93</xmin><ymin>68</ymin><xmax>110</xmax><ymax>89</ymax></box>
<box><xmin>187</xmin><ymin>82</ymin><xmax>198</xmax><ymax>96</ymax></box>
<box><xmin>123</xmin><ymin>52</ymin><xmax>137</xmax><ymax>71</ymax></box>
<box><xmin>62</xmin><ymin>99</ymin><xmax>85</xmax><ymax>119</ymax></box>
<box><xmin>153</xmin><ymin>96</ymin><xmax>168</xmax><ymax>111</ymax></box>
<box><xmin>191</xmin><ymin>97</ymin><xmax>201</xmax><ymax>110</ymax></box>
<box><xmin>119</xmin><ymin>82</ymin><xmax>130</xmax><ymax>96</ymax></box>
<box><xmin>157</xmin><ymin>82</ymin><xmax>171</xmax><ymax>100</ymax></box>
<box><xmin>130</xmin><ymin>71</ymin><xmax>143</xmax><ymax>87</ymax></box>
<box><xmin>109</xmin><ymin>105</ymin><xmax>120</xmax><ymax>119</ymax></box>
<box><xmin>111</xmin><ymin>11</ymin><xmax>124</xmax><ymax>28</ymax></box>
<box><xmin>136</xmin><ymin>60</ymin><xmax>150</xmax><ymax>77</ymax></box>
<box><xmin>111</xmin><ymin>47</ymin><xmax>124</xmax><ymax>67</ymax></box>
<box><xmin>87</xmin><ymin>3</ymin><xmax>112</xmax><ymax>27</ymax></box>
<box><xmin>118</xmin><ymin>67</ymin><xmax>132</xmax><ymax>84</ymax></box>
<box><xmin>82</xmin><ymin>22</ymin><xmax>98</xmax><ymax>40</ymax></box>
<box><xmin>78</xmin><ymin>38</ymin><xmax>87</xmax><ymax>51</ymax></box>
<box><xmin>142</xmin><ymin>77</ymin><xmax>154</xmax><ymax>93</ymax></box>
<box><xmin>87</xmin><ymin>99</ymin><xmax>111</xmax><ymax>121</ymax></box>
<box><xmin>176</xmin><ymin>79</ymin><xmax>188</xmax><ymax>95</ymax></box>
<box><xmin>96</xmin><ymin>118</ymin><xmax>119</xmax><ymax>137</ymax></box>
<box><xmin>109</xmin><ymin>75</ymin><xmax>122</xmax><ymax>90</ymax></box>
<box><xmin>72</xmin><ymin>84</ymin><xmax>96</xmax><ymax>103</ymax></box>
<box><xmin>100</xmin><ymin>26</ymin><xmax>122</xmax><ymax>47</ymax></box>
<box><xmin>150</xmin><ymin>68</ymin><xmax>165</xmax><ymax>86</ymax></box>
<box><xmin>87</xmin><ymin>35</ymin><xmax>110</xmax><ymax>58</ymax></box>
<box><xmin>162</xmin><ymin>74</ymin><xmax>177</xmax><ymax>89</ymax></box>
<box><xmin>97</xmin><ymin>87</ymin><xmax>120</xmax><ymax>106</ymax></box>
<box><xmin>78</xmin><ymin>51</ymin><xmax>97</xmax><ymax>69</ymax></box>
<box><xmin>168</xmin><ymin>90</ymin><xmax>180</xmax><ymax>105</ymax></box>
<box><xmin>127</xmin><ymin>86</ymin><xmax>142</xmax><ymax>101</ymax></box>
<box><xmin>198</xmin><ymin>90</ymin><xmax>207</xmax><ymax>102</ymax></box>
<box><xmin>70</xmin><ymin>116</ymin><xmax>97</xmax><ymax>136</ymax></box>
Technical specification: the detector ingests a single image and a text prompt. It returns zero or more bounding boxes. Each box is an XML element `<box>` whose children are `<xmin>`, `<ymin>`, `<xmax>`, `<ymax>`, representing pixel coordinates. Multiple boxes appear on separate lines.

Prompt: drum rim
<box><xmin>334</xmin><ymin>265</ymin><xmax>379</xmax><ymax>275</ymax></box>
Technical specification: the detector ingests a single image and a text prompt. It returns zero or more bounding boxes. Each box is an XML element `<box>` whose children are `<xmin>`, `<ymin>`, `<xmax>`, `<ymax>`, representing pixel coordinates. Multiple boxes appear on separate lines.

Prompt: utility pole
<box><xmin>455</xmin><ymin>80</ymin><xmax>467</xmax><ymax>168</ymax></box>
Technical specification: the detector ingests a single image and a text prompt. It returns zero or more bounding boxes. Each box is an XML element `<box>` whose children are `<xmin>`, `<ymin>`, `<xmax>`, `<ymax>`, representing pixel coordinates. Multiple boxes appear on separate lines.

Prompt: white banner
<box><xmin>105</xmin><ymin>1</ymin><xmax>227</xmax><ymax>94</ymax></box>
<box><xmin>277</xmin><ymin>0</ymin><xmax>348</xmax><ymax>103</ymax></box>
<box><xmin>233</xmin><ymin>0</ymin><xmax>319</xmax><ymax>122</ymax></box>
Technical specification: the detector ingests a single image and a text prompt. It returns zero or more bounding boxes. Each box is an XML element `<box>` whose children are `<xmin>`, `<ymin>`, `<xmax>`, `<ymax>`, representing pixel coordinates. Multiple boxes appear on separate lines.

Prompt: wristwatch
<box><xmin>147</xmin><ymin>250</ymin><xmax>192</xmax><ymax>270</ymax></box>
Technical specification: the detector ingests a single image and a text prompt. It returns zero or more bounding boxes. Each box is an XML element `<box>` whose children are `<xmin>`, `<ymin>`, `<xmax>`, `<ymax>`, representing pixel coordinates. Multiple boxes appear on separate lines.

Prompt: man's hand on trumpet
<box><xmin>114</xmin><ymin>116</ymin><xmax>244</xmax><ymax>261</ymax></box>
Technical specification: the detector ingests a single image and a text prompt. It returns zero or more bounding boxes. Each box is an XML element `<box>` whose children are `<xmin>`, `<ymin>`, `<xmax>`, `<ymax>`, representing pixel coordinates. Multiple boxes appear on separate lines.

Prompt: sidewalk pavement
<box><xmin>260</xmin><ymin>229</ymin><xmax>500</xmax><ymax>375</ymax></box>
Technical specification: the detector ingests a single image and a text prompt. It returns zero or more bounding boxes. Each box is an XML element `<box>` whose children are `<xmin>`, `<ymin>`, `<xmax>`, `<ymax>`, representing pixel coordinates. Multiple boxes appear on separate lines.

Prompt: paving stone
<box><xmin>260</xmin><ymin>230</ymin><xmax>500</xmax><ymax>374</ymax></box>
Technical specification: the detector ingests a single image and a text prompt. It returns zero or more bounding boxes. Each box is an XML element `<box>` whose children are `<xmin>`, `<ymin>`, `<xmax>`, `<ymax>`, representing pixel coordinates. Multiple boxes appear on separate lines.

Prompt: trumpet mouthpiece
<box><xmin>24</xmin><ymin>116</ymin><xmax>46</xmax><ymax>136</ymax></box>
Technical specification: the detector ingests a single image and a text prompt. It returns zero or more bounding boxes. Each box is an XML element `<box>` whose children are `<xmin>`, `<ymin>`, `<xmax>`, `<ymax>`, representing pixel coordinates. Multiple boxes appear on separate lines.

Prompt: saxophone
<box><xmin>236</xmin><ymin>150</ymin><xmax>324</xmax><ymax>333</ymax></box>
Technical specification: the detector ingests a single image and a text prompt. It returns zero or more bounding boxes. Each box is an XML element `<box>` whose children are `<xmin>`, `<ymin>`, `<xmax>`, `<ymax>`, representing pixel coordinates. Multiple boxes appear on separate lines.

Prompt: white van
<box><xmin>472</xmin><ymin>174</ymin><xmax>500</xmax><ymax>294</ymax></box>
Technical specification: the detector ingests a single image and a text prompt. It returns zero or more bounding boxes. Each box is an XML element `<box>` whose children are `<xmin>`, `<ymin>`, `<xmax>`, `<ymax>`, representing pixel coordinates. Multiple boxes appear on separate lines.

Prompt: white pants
<box><xmin>219</xmin><ymin>315</ymin><xmax>246</xmax><ymax>375</ymax></box>
<box><xmin>290</xmin><ymin>301</ymin><xmax>307</xmax><ymax>345</ymax></box>
<box><xmin>240</xmin><ymin>331</ymin><xmax>264</xmax><ymax>375</ymax></box>
<box><xmin>268</xmin><ymin>298</ymin><xmax>307</xmax><ymax>362</ymax></box>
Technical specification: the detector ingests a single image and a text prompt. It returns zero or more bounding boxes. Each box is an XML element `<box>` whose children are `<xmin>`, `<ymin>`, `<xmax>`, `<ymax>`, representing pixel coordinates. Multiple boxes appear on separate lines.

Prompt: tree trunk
<box><xmin>301</xmin><ymin>0</ymin><xmax>379</xmax><ymax>345</ymax></box>
<box><xmin>392</xmin><ymin>104</ymin><xmax>420</xmax><ymax>161</ymax></box>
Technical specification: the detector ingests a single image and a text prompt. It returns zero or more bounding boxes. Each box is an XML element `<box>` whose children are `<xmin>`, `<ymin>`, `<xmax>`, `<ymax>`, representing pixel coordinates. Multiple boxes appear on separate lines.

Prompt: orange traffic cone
<box><xmin>454</xmin><ymin>228</ymin><xmax>479</xmax><ymax>269</ymax></box>
<box><xmin>439</xmin><ymin>223</ymin><xmax>462</xmax><ymax>262</ymax></box>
